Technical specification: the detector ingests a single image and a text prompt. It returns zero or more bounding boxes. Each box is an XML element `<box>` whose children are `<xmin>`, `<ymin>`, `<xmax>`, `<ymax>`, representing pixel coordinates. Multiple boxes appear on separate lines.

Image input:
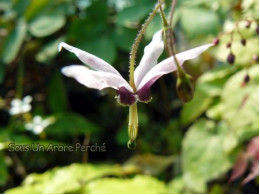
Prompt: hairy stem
<box><xmin>129</xmin><ymin>0</ymin><xmax>164</xmax><ymax>91</ymax></box>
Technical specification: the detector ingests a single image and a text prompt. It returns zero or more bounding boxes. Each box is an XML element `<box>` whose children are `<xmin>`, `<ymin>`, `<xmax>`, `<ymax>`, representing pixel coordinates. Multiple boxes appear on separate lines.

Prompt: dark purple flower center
<box><xmin>116</xmin><ymin>87</ymin><xmax>136</xmax><ymax>106</ymax></box>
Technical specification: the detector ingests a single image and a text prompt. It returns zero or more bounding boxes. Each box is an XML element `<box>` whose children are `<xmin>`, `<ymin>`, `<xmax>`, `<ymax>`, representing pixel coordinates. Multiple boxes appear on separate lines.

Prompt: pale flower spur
<box><xmin>59</xmin><ymin>30</ymin><xmax>212</xmax><ymax>148</ymax></box>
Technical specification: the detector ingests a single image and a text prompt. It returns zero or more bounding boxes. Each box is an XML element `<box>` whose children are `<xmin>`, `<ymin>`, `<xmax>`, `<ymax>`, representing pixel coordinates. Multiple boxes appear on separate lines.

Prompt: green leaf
<box><xmin>180</xmin><ymin>7</ymin><xmax>220</xmax><ymax>38</ymax></box>
<box><xmin>116</xmin><ymin>5</ymin><xmax>153</xmax><ymax>27</ymax></box>
<box><xmin>45</xmin><ymin>113</ymin><xmax>99</xmax><ymax>138</ymax></box>
<box><xmin>36</xmin><ymin>37</ymin><xmax>64</xmax><ymax>63</ymax></box>
<box><xmin>113</xmin><ymin>26</ymin><xmax>137</xmax><ymax>52</ymax></box>
<box><xmin>167</xmin><ymin>176</ymin><xmax>185</xmax><ymax>194</ymax></box>
<box><xmin>77</xmin><ymin>35</ymin><xmax>117</xmax><ymax>64</ymax></box>
<box><xmin>85</xmin><ymin>175</ymin><xmax>167</xmax><ymax>194</ymax></box>
<box><xmin>5</xmin><ymin>163</ymin><xmax>123</xmax><ymax>194</ymax></box>
<box><xmin>181</xmin><ymin>66</ymin><xmax>234</xmax><ymax>125</ymax></box>
<box><xmin>221</xmin><ymin>65</ymin><xmax>259</xmax><ymax>141</ymax></box>
<box><xmin>2</xmin><ymin>19</ymin><xmax>27</xmax><ymax>64</ymax></box>
<box><xmin>123</xmin><ymin>154</ymin><xmax>174</xmax><ymax>175</ymax></box>
<box><xmin>29</xmin><ymin>12</ymin><xmax>65</xmax><ymax>37</ymax></box>
<box><xmin>182</xmin><ymin>119</ymin><xmax>232</xmax><ymax>193</ymax></box>
<box><xmin>47</xmin><ymin>71</ymin><xmax>67</xmax><ymax>113</ymax></box>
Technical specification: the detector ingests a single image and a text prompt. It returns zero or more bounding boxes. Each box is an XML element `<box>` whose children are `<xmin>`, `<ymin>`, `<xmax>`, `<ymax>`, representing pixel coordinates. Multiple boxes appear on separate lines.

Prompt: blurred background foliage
<box><xmin>0</xmin><ymin>0</ymin><xmax>259</xmax><ymax>193</ymax></box>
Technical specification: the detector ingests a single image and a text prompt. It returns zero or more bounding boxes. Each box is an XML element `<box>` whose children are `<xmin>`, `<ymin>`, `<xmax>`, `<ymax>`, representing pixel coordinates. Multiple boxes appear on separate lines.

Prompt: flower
<box><xmin>9</xmin><ymin>95</ymin><xmax>32</xmax><ymax>115</ymax></box>
<box><xmin>25</xmin><ymin>115</ymin><xmax>55</xmax><ymax>135</ymax></box>
<box><xmin>59</xmin><ymin>30</ymin><xmax>212</xmax><ymax>106</ymax></box>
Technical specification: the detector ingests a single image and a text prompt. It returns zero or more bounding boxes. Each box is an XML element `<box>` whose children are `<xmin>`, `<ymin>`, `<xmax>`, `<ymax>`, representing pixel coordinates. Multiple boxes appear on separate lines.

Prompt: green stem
<box><xmin>128</xmin><ymin>103</ymin><xmax>138</xmax><ymax>143</ymax></box>
<box><xmin>159</xmin><ymin>0</ymin><xmax>184</xmax><ymax>76</ymax></box>
<box><xmin>129</xmin><ymin>0</ymin><xmax>164</xmax><ymax>91</ymax></box>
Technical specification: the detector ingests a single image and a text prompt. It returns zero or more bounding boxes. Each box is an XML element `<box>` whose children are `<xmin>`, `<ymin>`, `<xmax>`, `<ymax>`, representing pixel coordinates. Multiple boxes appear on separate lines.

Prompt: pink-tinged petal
<box><xmin>134</xmin><ymin>30</ymin><xmax>164</xmax><ymax>87</ymax></box>
<box><xmin>59</xmin><ymin>42</ymin><xmax>121</xmax><ymax>75</ymax></box>
<box><xmin>242</xmin><ymin>158</ymin><xmax>259</xmax><ymax>184</ymax></box>
<box><xmin>229</xmin><ymin>153</ymin><xmax>248</xmax><ymax>183</ymax></box>
<box><xmin>61</xmin><ymin>65</ymin><xmax>133</xmax><ymax>92</ymax></box>
<box><xmin>246</xmin><ymin>136</ymin><xmax>259</xmax><ymax>158</ymax></box>
<box><xmin>137</xmin><ymin>43</ymin><xmax>213</xmax><ymax>91</ymax></box>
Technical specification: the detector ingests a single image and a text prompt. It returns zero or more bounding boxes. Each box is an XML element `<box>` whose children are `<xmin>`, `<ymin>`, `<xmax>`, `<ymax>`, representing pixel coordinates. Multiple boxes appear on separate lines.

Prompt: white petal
<box><xmin>23</xmin><ymin>96</ymin><xmax>32</xmax><ymax>104</ymax></box>
<box><xmin>59</xmin><ymin>42</ymin><xmax>120</xmax><ymax>75</ymax></box>
<box><xmin>137</xmin><ymin>43</ymin><xmax>213</xmax><ymax>91</ymax></box>
<box><xmin>61</xmin><ymin>65</ymin><xmax>133</xmax><ymax>92</ymax></box>
<box><xmin>11</xmin><ymin>99</ymin><xmax>22</xmax><ymax>107</ymax></box>
<box><xmin>134</xmin><ymin>30</ymin><xmax>164</xmax><ymax>88</ymax></box>
<box><xmin>9</xmin><ymin>107</ymin><xmax>21</xmax><ymax>115</ymax></box>
<box><xmin>21</xmin><ymin>104</ymin><xmax>32</xmax><ymax>113</ymax></box>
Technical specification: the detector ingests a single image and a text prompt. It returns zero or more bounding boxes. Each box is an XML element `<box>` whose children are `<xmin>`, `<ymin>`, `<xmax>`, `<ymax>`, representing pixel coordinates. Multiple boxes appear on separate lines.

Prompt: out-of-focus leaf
<box><xmin>113</xmin><ymin>26</ymin><xmax>137</xmax><ymax>52</ymax></box>
<box><xmin>86</xmin><ymin>0</ymin><xmax>108</xmax><ymax>22</ymax></box>
<box><xmin>180</xmin><ymin>86</ymin><xmax>212</xmax><ymax>126</ymax></box>
<box><xmin>123</xmin><ymin>153</ymin><xmax>174</xmax><ymax>175</ymax></box>
<box><xmin>180</xmin><ymin>7</ymin><xmax>220</xmax><ymax>38</ymax></box>
<box><xmin>24</xmin><ymin>0</ymin><xmax>51</xmax><ymax>21</ymax></box>
<box><xmin>5</xmin><ymin>163</ymin><xmax>123</xmax><ymax>194</ymax></box>
<box><xmin>29</xmin><ymin>12</ymin><xmax>65</xmax><ymax>37</ymax></box>
<box><xmin>167</xmin><ymin>176</ymin><xmax>185</xmax><ymax>194</ymax></box>
<box><xmin>182</xmin><ymin>119</ymin><xmax>232</xmax><ymax>193</ymax></box>
<box><xmin>45</xmin><ymin>113</ymin><xmax>99</xmax><ymax>138</ymax></box>
<box><xmin>36</xmin><ymin>37</ymin><xmax>64</xmax><ymax>63</ymax></box>
<box><xmin>181</xmin><ymin>66</ymin><xmax>234</xmax><ymax>125</ymax></box>
<box><xmin>13</xmin><ymin>0</ymin><xmax>31</xmax><ymax>16</ymax></box>
<box><xmin>77</xmin><ymin>36</ymin><xmax>117</xmax><ymax>64</ymax></box>
<box><xmin>0</xmin><ymin>152</ymin><xmax>8</xmax><ymax>186</ymax></box>
<box><xmin>2</xmin><ymin>19</ymin><xmax>27</xmax><ymax>64</ymax></box>
<box><xmin>116</xmin><ymin>5</ymin><xmax>153</xmax><ymax>27</ymax></box>
<box><xmin>221</xmin><ymin>65</ymin><xmax>259</xmax><ymax>141</ymax></box>
<box><xmin>47</xmin><ymin>71</ymin><xmax>67</xmax><ymax>113</ymax></box>
<box><xmin>85</xmin><ymin>175</ymin><xmax>167</xmax><ymax>194</ymax></box>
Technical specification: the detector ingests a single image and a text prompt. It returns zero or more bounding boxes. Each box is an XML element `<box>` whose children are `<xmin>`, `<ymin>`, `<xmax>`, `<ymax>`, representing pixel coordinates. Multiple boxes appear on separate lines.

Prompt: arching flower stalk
<box><xmin>59</xmin><ymin>1</ymin><xmax>212</xmax><ymax>149</ymax></box>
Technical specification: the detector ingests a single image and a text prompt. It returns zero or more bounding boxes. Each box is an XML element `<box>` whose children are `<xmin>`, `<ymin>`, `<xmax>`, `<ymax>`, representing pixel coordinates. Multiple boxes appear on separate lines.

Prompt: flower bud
<box><xmin>226</xmin><ymin>42</ymin><xmax>231</xmax><ymax>48</ymax></box>
<box><xmin>212</xmin><ymin>38</ymin><xmax>219</xmax><ymax>46</ymax></box>
<box><xmin>240</xmin><ymin>39</ymin><xmax>246</xmax><ymax>46</ymax></box>
<box><xmin>176</xmin><ymin>73</ymin><xmax>194</xmax><ymax>103</ymax></box>
<box><xmin>256</xmin><ymin>24</ymin><xmax>259</xmax><ymax>34</ymax></box>
<box><xmin>244</xmin><ymin>74</ymin><xmax>250</xmax><ymax>83</ymax></box>
<box><xmin>227</xmin><ymin>53</ymin><xmax>235</xmax><ymax>65</ymax></box>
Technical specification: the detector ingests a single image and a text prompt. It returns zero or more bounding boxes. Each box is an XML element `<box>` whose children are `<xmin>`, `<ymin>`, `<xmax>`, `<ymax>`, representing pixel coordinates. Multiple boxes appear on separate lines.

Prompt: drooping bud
<box><xmin>240</xmin><ymin>39</ymin><xmax>246</xmax><ymax>46</ymax></box>
<box><xmin>244</xmin><ymin>74</ymin><xmax>250</xmax><ymax>83</ymax></box>
<box><xmin>241</xmin><ymin>74</ymin><xmax>250</xmax><ymax>87</ymax></box>
<box><xmin>226</xmin><ymin>42</ymin><xmax>231</xmax><ymax>48</ymax></box>
<box><xmin>245</xmin><ymin>20</ymin><xmax>251</xmax><ymax>28</ymax></box>
<box><xmin>227</xmin><ymin>52</ymin><xmax>235</xmax><ymax>65</ymax></box>
<box><xmin>116</xmin><ymin>87</ymin><xmax>136</xmax><ymax>106</ymax></box>
<box><xmin>256</xmin><ymin>24</ymin><xmax>259</xmax><ymax>34</ymax></box>
<box><xmin>212</xmin><ymin>38</ymin><xmax>219</xmax><ymax>46</ymax></box>
<box><xmin>176</xmin><ymin>72</ymin><xmax>194</xmax><ymax>103</ymax></box>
